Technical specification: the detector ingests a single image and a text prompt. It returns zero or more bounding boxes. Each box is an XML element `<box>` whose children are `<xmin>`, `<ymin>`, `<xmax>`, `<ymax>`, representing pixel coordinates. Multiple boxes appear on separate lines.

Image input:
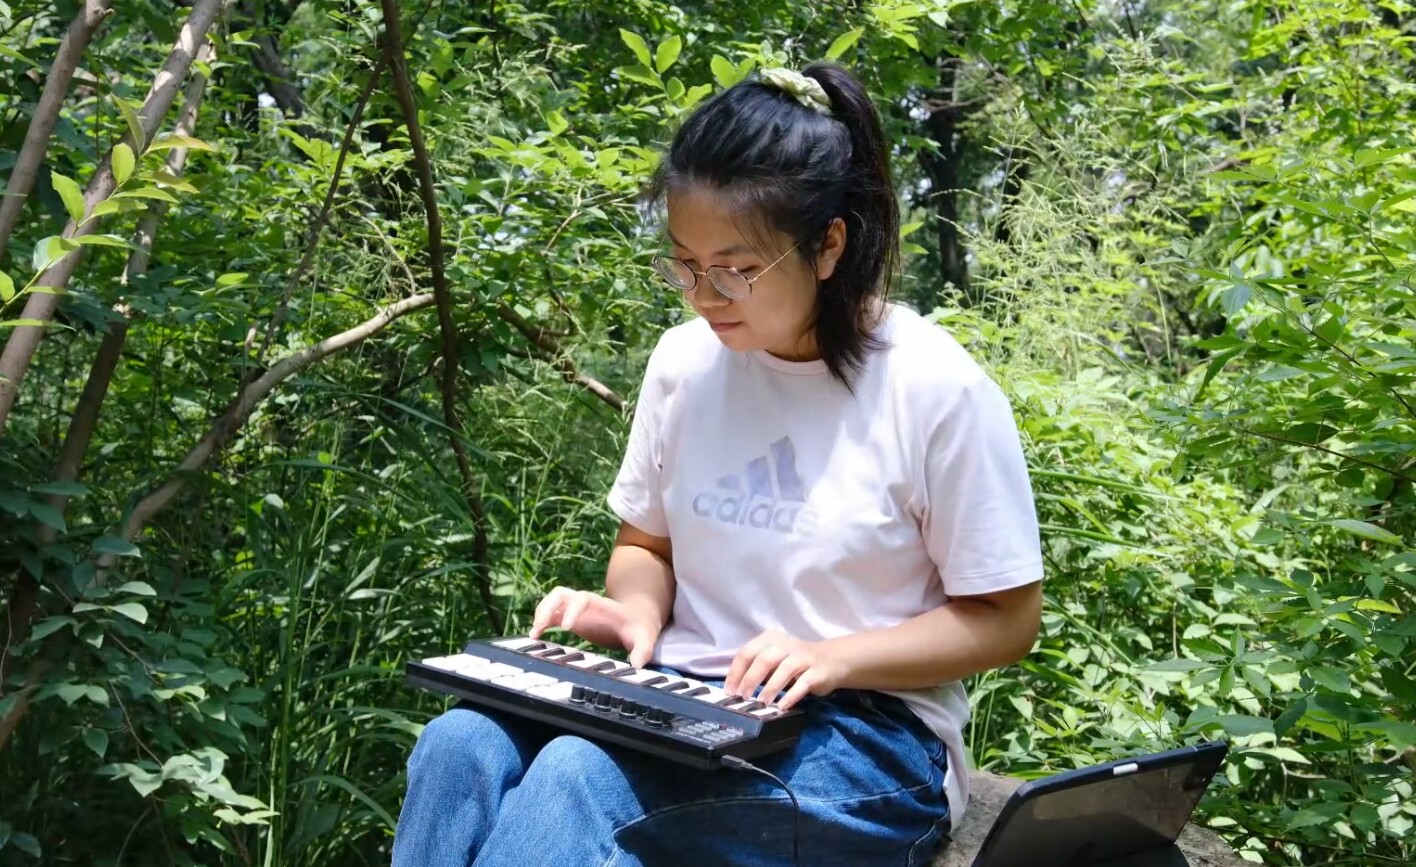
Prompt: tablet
<box><xmin>970</xmin><ymin>741</ymin><xmax>1229</xmax><ymax>867</ymax></box>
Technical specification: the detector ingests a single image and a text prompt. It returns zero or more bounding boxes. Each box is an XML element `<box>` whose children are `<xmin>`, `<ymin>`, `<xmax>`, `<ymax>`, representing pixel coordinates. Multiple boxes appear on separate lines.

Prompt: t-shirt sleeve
<box><xmin>920</xmin><ymin>375</ymin><xmax>1044</xmax><ymax>597</ymax></box>
<box><xmin>606</xmin><ymin>337</ymin><xmax>673</xmax><ymax>537</ymax></box>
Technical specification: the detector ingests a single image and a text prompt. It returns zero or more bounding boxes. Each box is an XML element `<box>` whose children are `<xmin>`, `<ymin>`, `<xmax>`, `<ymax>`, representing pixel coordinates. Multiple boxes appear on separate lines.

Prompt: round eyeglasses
<box><xmin>652</xmin><ymin>242</ymin><xmax>802</xmax><ymax>301</ymax></box>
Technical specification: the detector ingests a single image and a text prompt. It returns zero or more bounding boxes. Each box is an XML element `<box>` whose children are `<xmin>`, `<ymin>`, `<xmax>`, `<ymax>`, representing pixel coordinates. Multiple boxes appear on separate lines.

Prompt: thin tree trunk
<box><xmin>0</xmin><ymin>0</ymin><xmax>115</xmax><ymax>261</ymax></box>
<box><xmin>0</xmin><ymin>41</ymin><xmax>216</xmax><ymax>748</ymax></box>
<box><xmin>919</xmin><ymin>51</ymin><xmax>972</xmax><ymax>303</ymax></box>
<box><xmin>380</xmin><ymin>0</ymin><xmax>503</xmax><ymax>635</ymax></box>
<box><xmin>0</xmin><ymin>0</ymin><xmax>225</xmax><ymax>442</ymax></box>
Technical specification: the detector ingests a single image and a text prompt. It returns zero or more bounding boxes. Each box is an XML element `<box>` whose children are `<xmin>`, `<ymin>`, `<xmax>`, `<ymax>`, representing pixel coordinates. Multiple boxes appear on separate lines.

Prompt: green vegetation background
<box><xmin>0</xmin><ymin>1</ymin><xmax>1411</xmax><ymax>865</ymax></box>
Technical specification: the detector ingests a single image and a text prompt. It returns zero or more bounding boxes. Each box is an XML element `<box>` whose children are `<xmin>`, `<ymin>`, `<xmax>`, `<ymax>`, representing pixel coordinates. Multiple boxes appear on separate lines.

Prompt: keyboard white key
<box><xmin>494</xmin><ymin>638</ymin><xmax>550</xmax><ymax>652</ymax></box>
<box><xmin>449</xmin><ymin>655</ymin><xmax>492</xmax><ymax>674</ymax></box>
<box><xmin>493</xmin><ymin>672</ymin><xmax>557</xmax><ymax>691</ymax></box>
<box><xmin>463</xmin><ymin>662</ymin><xmax>521</xmax><ymax>681</ymax></box>
<box><xmin>749</xmin><ymin>706</ymin><xmax>783</xmax><ymax>718</ymax></box>
<box><xmin>526</xmin><ymin>682</ymin><xmax>576</xmax><ymax>702</ymax></box>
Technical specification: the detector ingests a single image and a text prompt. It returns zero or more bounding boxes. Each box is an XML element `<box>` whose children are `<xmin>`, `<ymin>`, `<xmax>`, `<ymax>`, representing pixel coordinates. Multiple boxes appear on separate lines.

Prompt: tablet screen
<box><xmin>975</xmin><ymin>750</ymin><xmax>1223</xmax><ymax>867</ymax></box>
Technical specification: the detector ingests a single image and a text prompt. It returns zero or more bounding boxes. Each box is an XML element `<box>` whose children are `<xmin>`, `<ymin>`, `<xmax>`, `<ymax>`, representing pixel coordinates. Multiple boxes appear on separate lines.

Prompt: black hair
<box><xmin>646</xmin><ymin>60</ymin><xmax>899</xmax><ymax>388</ymax></box>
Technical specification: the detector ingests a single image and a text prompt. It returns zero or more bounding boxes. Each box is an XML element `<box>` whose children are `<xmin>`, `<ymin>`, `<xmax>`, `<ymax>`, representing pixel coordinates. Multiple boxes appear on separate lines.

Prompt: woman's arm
<box><xmin>726</xmin><ymin>581</ymin><xmax>1042</xmax><ymax>707</ymax></box>
<box><xmin>822</xmin><ymin>581</ymin><xmax>1042</xmax><ymax>690</ymax></box>
<box><xmin>604</xmin><ymin>520</ymin><xmax>677</xmax><ymax>635</ymax></box>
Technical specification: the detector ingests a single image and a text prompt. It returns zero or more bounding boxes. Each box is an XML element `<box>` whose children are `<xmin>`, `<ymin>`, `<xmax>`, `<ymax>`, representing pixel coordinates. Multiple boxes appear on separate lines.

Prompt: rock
<box><xmin>930</xmin><ymin>771</ymin><xmax>1248</xmax><ymax>867</ymax></box>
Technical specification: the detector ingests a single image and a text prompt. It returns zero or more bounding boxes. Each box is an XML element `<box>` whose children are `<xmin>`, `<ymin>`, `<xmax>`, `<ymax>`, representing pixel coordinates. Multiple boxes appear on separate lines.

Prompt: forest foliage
<box><xmin>0</xmin><ymin>1</ymin><xmax>1413</xmax><ymax>865</ymax></box>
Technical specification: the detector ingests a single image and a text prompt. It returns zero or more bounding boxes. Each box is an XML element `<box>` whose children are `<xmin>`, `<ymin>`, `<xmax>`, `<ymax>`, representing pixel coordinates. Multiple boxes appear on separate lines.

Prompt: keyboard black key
<box><xmin>662</xmin><ymin>681</ymin><xmax>689</xmax><ymax>691</ymax></box>
<box><xmin>681</xmin><ymin>686</ymin><xmax>710</xmax><ymax>697</ymax></box>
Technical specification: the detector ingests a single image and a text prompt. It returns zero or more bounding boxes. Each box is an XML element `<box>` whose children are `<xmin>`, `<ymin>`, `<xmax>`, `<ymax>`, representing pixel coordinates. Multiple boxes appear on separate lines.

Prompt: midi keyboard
<box><xmin>405</xmin><ymin>636</ymin><xmax>805</xmax><ymax>768</ymax></box>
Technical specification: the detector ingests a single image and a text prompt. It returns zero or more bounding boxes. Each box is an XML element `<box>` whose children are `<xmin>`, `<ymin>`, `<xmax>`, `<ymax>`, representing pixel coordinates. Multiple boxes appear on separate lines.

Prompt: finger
<box><xmin>776</xmin><ymin>669</ymin><xmax>818</xmax><ymax>711</ymax></box>
<box><xmin>560</xmin><ymin>592</ymin><xmax>591</xmax><ymax>632</ymax></box>
<box><xmin>759</xmin><ymin>655</ymin><xmax>806</xmax><ymax>705</ymax></box>
<box><xmin>529</xmin><ymin>587</ymin><xmax>568</xmax><ymax>638</ymax></box>
<box><xmin>725</xmin><ymin>632</ymin><xmax>770</xmax><ymax>694</ymax></box>
<box><xmin>626</xmin><ymin>626</ymin><xmax>656</xmax><ymax>669</ymax></box>
<box><xmin>736</xmin><ymin>646</ymin><xmax>787</xmax><ymax>700</ymax></box>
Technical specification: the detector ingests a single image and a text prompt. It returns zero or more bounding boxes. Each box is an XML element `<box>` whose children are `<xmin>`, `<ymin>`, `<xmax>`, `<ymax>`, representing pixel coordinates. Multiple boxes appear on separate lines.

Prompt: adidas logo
<box><xmin>691</xmin><ymin>436</ymin><xmax>812</xmax><ymax>534</ymax></box>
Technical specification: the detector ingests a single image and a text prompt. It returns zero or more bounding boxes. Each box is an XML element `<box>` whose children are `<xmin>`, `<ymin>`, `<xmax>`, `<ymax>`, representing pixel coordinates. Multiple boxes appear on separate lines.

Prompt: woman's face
<box><xmin>665</xmin><ymin>184</ymin><xmax>844</xmax><ymax>362</ymax></box>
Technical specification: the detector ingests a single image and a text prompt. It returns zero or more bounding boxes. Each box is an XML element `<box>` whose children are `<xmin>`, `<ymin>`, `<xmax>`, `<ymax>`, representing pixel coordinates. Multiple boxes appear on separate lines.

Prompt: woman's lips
<box><xmin>708</xmin><ymin>321</ymin><xmax>741</xmax><ymax>333</ymax></box>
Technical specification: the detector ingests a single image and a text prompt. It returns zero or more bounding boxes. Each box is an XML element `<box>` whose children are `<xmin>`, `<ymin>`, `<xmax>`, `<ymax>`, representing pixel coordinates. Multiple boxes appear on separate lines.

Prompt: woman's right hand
<box><xmin>528</xmin><ymin>587</ymin><xmax>661</xmax><ymax>669</ymax></box>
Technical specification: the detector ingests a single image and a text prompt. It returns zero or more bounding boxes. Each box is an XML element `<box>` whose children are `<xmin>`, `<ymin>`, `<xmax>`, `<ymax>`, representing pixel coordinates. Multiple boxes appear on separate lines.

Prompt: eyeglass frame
<box><xmin>652</xmin><ymin>241</ymin><xmax>803</xmax><ymax>301</ymax></box>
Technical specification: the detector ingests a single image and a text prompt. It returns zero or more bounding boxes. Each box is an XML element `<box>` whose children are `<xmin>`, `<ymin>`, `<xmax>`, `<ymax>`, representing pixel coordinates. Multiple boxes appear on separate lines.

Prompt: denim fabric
<box><xmin>392</xmin><ymin>669</ymin><xmax>951</xmax><ymax>867</ymax></box>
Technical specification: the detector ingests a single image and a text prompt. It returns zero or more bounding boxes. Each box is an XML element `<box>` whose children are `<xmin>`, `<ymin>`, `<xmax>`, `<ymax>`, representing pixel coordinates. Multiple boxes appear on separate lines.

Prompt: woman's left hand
<box><xmin>724</xmin><ymin>629</ymin><xmax>849</xmax><ymax>710</ymax></box>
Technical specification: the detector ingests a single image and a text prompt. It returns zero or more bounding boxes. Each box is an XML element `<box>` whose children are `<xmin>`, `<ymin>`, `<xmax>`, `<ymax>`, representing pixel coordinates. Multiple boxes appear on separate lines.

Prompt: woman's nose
<box><xmin>689</xmin><ymin>284</ymin><xmax>730</xmax><ymax>312</ymax></box>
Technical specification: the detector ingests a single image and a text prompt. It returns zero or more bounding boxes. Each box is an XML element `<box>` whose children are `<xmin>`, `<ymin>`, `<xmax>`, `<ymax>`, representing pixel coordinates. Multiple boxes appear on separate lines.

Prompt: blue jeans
<box><xmin>391</xmin><ymin>670</ymin><xmax>951</xmax><ymax>867</ymax></box>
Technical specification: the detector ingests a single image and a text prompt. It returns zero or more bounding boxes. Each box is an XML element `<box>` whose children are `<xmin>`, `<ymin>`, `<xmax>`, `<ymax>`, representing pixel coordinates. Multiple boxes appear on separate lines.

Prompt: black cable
<box><xmin>721</xmin><ymin>755</ymin><xmax>801</xmax><ymax>867</ymax></box>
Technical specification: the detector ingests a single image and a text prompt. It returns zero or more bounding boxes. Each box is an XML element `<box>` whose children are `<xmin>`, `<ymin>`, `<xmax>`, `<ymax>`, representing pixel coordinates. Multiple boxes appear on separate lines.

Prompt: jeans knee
<box><xmin>409</xmin><ymin>707</ymin><xmax>516</xmax><ymax>776</ymax></box>
<box><xmin>521</xmin><ymin>735</ymin><xmax>623</xmax><ymax>795</ymax></box>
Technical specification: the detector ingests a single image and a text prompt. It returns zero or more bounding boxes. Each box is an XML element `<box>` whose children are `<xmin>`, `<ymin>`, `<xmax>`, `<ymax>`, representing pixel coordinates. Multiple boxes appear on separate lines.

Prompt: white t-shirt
<box><xmin>607</xmin><ymin>303</ymin><xmax>1044</xmax><ymax>830</ymax></box>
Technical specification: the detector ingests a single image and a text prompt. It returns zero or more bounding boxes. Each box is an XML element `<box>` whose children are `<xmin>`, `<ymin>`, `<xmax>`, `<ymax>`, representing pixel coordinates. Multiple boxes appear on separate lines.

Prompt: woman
<box><xmin>393</xmin><ymin>60</ymin><xmax>1044</xmax><ymax>867</ymax></box>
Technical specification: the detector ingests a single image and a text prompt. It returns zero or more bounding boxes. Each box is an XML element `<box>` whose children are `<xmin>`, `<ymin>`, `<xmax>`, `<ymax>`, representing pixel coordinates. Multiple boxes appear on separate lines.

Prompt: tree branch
<box><xmin>495</xmin><ymin>305</ymin><xmax>626</xmax><ymax>413</ymax></box>
<box><xmin>98</xmin><ymin>293</ymin><xmax>437</xmax><ymax>571</ymax></box>
<box><xmin>0</xmin><ymin>0</ymin><xmax>226</xmax><ymax>441</ymax></box>
<box><xmin>0</xmin><ymin>0</ymin><xmax>115</xmax><ymax>261</ymax></box>
<box><xmin>240</xmin><ymin>51</ymin><xmax>387</xmax><ymax>383</ymax></box>
<box><xmin>380</xmin><ymin>0</ymin><xmax>502</xmax><ymax>635</ymax></box>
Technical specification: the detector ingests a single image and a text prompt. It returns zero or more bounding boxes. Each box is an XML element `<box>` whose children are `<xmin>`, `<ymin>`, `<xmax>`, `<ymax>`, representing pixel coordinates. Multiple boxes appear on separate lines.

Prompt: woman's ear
<box><xmin>815</xmin><ymin>217</ymin><xmax>847</xmax><ymax>281</ymax></box>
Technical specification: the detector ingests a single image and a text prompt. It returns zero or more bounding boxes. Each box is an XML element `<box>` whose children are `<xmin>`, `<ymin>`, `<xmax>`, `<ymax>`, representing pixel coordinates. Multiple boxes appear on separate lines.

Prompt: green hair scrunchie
<box><xmin>759</xmin><ymin>67</ymin><xmax>832</xmax><ymax>115</ymax></box>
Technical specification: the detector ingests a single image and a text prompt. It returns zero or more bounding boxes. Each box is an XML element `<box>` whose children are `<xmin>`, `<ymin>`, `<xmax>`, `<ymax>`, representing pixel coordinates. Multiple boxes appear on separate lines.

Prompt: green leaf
<box><xmin>83</xmin><ymin>728</ymin><xmax>109</xmax><ymax>758</ymax></box>
<box><xmin>11</xmin><ymin>833</ymin><xmax>40</xmax><ymax>858</ymax></box>
<box><xmin>145</xmin><ymin>133</ymin><xmax>216</xmax><ymax>154</ymax></box>
<box><xmin>0</xmin><ymin>271</ymin><xmax>13</xmax><ymax>303</ymax></box>
<box><xmin>51</xmin><ymin>171</ymin><xmax>86</xmax><ymax>223</ymax></box>
<box><xmin>30</xmin><ymin>616</ymin><xmax>75</xmax><ymax>640</ymax></box>
<box><xmin>1216</xmin><ymin>714</ymin><xmax>1274</xmax><ymax>737</ymax></box>
<box><xmin>111</xmin><ymin>602</ymin><xmax>148</xmax><ymax>624</ymax></box>
<box><xmin>1327</xmin><ymin>519</ymin><xmax>1403</xmax><ymax>545</ymax></box>
<box><xmin>55</xmin><ymin>683</ymin><xmax>88</xmax><ymax>705</ymax></box>
<box><xmin>27</xmin><ymin>502</ymin><xmax>66</xmax><ymax>532</ymax></box>
<box><xmin>545</xmin><ymin>110</ymin><xmax>568</xmax><ymax>136</ymax></box>
<box><xmin>711</xmin><ymin>55</ymin><xmax>738</xmax><ymax>89</ymax></box>
<box><xmin>30</xmin><ymin>481</ymin><xmax>86</xmax><ymax>496</ymax></box>
<box><xmin>116</xmin><ymin>581</ymin><xmax>157</xmax><ymax>597</ymax></box>
<box><xmin>111</xmin><ymin>144</ymin><xmax>135</xmax><ymax>187</ymax></box>
<box><xmin>825</xmin><ymin>27</ymin><xmax>865</xmax><ymax>60</ymax></box>
<box><xmin>614</xmin><ymin>65</ymin><xmax>660</xmax><ymax>88</ymax></box>
<box><xmin>654</xmin><ymin>35</ymin><xmax>682</xmax><ymax>73</ymax></box>
<box><xmin>71</xmin><ymin>234</ymin><xmax>136</xmax><ymax>251</ymax></box>
<box><xmin>116</xmin><ymin>97</ymin><xmax>146</xmax><ymax>152</ymax></box>
<box><xmin>32</xmin><ymin>235</ymin><xmax>77</xmax><ymax>273</ymax></box>
<box><xmin>1274</xmin><ymin>697</ymin><xmax>1307</xmax><ymax>736</ymax></box>
<box><xmin>1146</xmin><ymin>658</ymin><xmax>1209</xmax><ymax>672</ymax></box>
<box><xmin>1220</xmin><ymin>282</ymin><xmax>1250</xmax><ymax>316</ymax></box>
<box><xmin>619</xmin><ymin>29</ymin><xmax>653</xmax><ymax>68</ymax></box>
<box><xmin>112</xmin><ymin>187</ymin><xmax>180</xmax><ymax>204</ymax></box>
<box><xmin>93</xmin><ymin>536</ymin><xmax>140</xmax><ymax>557</ymax></box>
<box><xmin>1195</xmin><ymin>346</ymin><xmax>1244</xmax><ymax>400</ymax></box>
